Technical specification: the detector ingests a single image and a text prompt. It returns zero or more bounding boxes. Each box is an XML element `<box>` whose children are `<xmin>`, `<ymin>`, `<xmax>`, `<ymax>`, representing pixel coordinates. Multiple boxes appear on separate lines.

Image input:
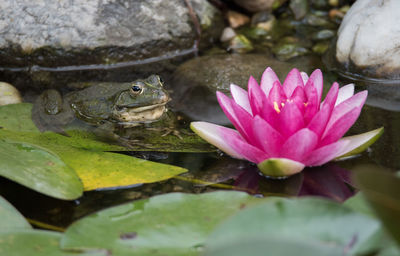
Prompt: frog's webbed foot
<box><xmin>118</xmin><ymin>137</ymin><xmax>155</xmax><ymax>150</ymax></box>
<box><xmin>95</xmin><ymin>121</ymin><xmax>154</xmax><ymax>149</ymax></box>
<box><xmin>146</xmin><ymin>127</ymin><xmax>184</xmax><ymax>139</ymax></box>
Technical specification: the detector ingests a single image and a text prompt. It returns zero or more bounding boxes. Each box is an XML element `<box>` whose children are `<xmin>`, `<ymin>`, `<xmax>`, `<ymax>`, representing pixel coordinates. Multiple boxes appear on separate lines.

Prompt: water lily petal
<box><xmin>335</xmin><ymin>83</ymin><xmax>354</xmax><ymax>107</ymax></box>
<box><xmin>252</xmin><ymin>115</ymin><xmax>284</xmax><ymax>157</ymax></box>
<box><xmin>320</xmin><ymin>82</ymin><xmax>339</xmax><ymax>111</ymax></box>
<box><xmin>279</xmin><ymin>101</ymin><xmax>305</xmax><ymax>138</ymax></box>
<box><xmin>260</xmin><ymin>67</ymin><xmax>280</xmax><ymax>96</ymax></box>
<box><xmin>300</xmin><ymin>71</ymin><xmax>309</xmax><ymax>84</ymax></box>
<box><xmin>190</xmin><ymin>122</ymin><xmax>244</xmax><ymax>160</ymax></box>
<box><xmin>283</xmin><ymin>68</ymin><xmax>303</xmax><ymax>97</ymax></box>
<box><xmin>217</xmin><ymin>91</ymin><xmax>254</xmax><ymax>142</ymax></box>
<box><xmin>257</xmin><ymin>158</ymin><xmax>305</xmax><ymax>177</ymax></box>
<box><xmin>259</xmin><ymin>97</ymin><xmax>280</xmax><ymax>130</ymax></box>
<box><xmin>290</xmin><ymin>86</ymin><xmax>307</xmax><ymax>113</ymax></box>
<box><xmin>279</xmin><ymin>128</ymin><xmax>318</xmax><ymax>162</ymax></box>
<box><xmin>221</xmin><ymin>129</ymin><xmax>268</xmax><ymax>164</ymax></box>
<box><xmin>230</xmin><ymin>83</ymin><xmax>252</xmax><ymax>114</ymax></box>
<box><xmin>268</xmin><ymin>81</ymin><xmax>286</xmax><ymax>105</ymax></box>
<box><xmin>336</xmin><ymin>127</ymin><xmax>384</xmax><ymax>158</ymax></box>
<box><xmin>320</xmin><ymin>107</ymin><xmax>362</xmax><ymax>146</ymax></box>
<box><xmin>324</xmin><ymin>91</ymin><xmax>368</xmax><ymax>134</ymax></box>
<box><xmin>248</xmin><ymin>76</ymin><xmax>265</xmax><ymax>116</ymax></box>
<box><xmin>305</xmin><ymin>140</ymin><xmax>350</xmax><ymax>166</ymax></box>
<box><xmin>305</xmin><ymin>69</ymin><xmax>323</xmax><ymax>104</ymax></box>
<box><xmin>303</xmin><ymin>83</ymin><xmax>319</xmax><ymax>124</ymax></box>
<box><xmin>307</xmin><ymin>103</ymin><xmax>331</xmax><ymax>137</ymax></box>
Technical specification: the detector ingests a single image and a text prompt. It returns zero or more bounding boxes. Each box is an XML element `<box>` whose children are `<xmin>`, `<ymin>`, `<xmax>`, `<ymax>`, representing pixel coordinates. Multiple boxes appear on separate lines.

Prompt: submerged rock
<box><xmin>0</xmin><ymin>0</ymin><xmax>223</xmax><ymax>68</ymax></box>
<box><xmin>170</xmin><ymin>54</ymin><xmax>321</xmax><ymax>124</ymax></box>
<box><xmin>233</xmin><ymin>0</ymin><xmax>282</xmax><ymax>12</ymax></box>
<box><xmin>336</xmin><ymin>0</ymin><xmax>400</xmax><ymax>79</ymax></box>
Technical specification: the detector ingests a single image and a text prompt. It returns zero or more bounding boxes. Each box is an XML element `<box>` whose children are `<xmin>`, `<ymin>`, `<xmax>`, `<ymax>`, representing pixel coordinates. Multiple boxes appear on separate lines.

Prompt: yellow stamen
<box><xmin>274</xmin><ymin>102</ymin><xmax>281</xmax><ymax>113</ymax></box>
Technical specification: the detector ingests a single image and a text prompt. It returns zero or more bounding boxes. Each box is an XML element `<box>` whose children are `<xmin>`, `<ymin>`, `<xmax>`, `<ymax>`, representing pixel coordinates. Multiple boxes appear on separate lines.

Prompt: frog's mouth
<box><xmin>112</xmin><ymin>102</ymin><xmax>168</xmax><ymax>124</ymax></box>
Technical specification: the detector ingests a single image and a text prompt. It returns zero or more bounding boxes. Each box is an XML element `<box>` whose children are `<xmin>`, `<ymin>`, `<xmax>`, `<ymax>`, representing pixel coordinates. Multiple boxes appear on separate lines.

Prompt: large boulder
<box><xmin>0</xmin><ymin>0</ymin><xmax>223</xmax><ymax>89</ymax></box>
<box><xmin>0</xmin><ymin>0</ymin><xmax>223</xmax><ymax>67</ymax></box>
<box><xmin>335</xmin><ymin>0</ymin><xmax>400</xmax><ymax>79</ymax></box>
<box><xmin>170</xmin><ymin>54</ymin><xmax>322</xmax><ymax>125</ymax></box>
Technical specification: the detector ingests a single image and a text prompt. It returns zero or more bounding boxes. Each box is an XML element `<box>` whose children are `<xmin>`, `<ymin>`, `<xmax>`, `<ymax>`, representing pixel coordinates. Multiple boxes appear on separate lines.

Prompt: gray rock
<box><xmin>0</xmin><ymin>0</ymin><xmax>223</xmax><ymax>68</ymax></box>
<box><xmin>170</xmin><ymin>54</ymin><xmax>322</xmax><ymax>125</ymax></box>
<box><xmin>336</xmin><ymin>0</ymin><xmax>400</xmax><ymax>79</ymax></box>
<box><xmin>233</xmin><ymin>0</ymin><xmax>283</xmax><ymax>12</ymax></box>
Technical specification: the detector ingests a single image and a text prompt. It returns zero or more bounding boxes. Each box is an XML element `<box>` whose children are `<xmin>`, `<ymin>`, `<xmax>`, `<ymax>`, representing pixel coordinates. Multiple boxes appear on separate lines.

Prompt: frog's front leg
<box><xmin>32</xmin><ymin>89</ymin><xmax>75</xmax><ymax>135</ymax></box>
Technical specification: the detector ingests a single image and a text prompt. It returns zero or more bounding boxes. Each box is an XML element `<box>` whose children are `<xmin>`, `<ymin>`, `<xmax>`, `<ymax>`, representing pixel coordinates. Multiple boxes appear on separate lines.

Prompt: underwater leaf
<box><xmin>354</xmin><ymin>167</ymin><xmax>400</xmax><ymax>245</ymax></box>
<box><xmin>204</xmin><ymin>197</ymin><xmax>382</xmax><ymax>256</ymax></box>
<box><xmin>0</xmin><ymin>195</ymin><xmax>31</xmax><ymax>231</ymax></box>
<box><xmin>0</xmin><ymin>139</ymin><xmax>83</xmax><ymax>200</ymax></box>
<box><xmin>61</xmin><ymin>191</ymin><xmax>260</xmax><ymax>256</ymax></box>
<box><xmin>0</xmin><ymin>230</ymin><xmax>106</xmax><ymax>256</ymax></box>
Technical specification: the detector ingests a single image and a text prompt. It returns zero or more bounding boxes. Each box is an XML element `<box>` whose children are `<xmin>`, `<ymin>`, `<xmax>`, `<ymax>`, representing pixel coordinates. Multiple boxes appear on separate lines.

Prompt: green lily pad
<box><xmin>0</xmin><ymin>130</ymin><xmax>187</xmax><ymax>191</ymax></box>
<box><xmin>0</xmin><ymin>195</ymin><xmax>31</xmax><ymax>231</ymax></box>
<box><xmin>0</xmin><ymin>103</ymin><xmax>39</xmax><ymax>132</ymax></box>
<box><xmin>61</xmin><ymin>191</ymin><xmax>261</xmax><ymax>256</ymax></box>
<box><xmin>0</xmin><ymin>103</ymin><xmax>188</xmax><ymax>191</ymax></box>
<box><xmin>0</xmin><ymin>230</ymin><xmax>106</xmax><ymax>256</ymax></box>
<box><xmin>0</xmin><ymin>139</ymin><xmax>83</xmax><ymax>200</ymax></box>
<box><xmin>205</xmin><ymin>197</ymin><xmax>382</xmax><ymax>255</ymax></box>
<box><xmin>354</xmin><ymin>167</ymin><xmax>400</xmax><ymax>245</ymax></box>
<box><xmin>205</xmin><ymin>236</ymin><xmax>342</xmax><ymax>256</ymax></box>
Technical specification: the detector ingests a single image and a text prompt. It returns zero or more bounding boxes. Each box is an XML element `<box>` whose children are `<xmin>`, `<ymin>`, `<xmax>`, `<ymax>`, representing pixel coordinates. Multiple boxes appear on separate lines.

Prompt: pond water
<box><xmin>0</xmin><ymin>1</ymin><xmax>398</xmax><ymax>232</ymax></box>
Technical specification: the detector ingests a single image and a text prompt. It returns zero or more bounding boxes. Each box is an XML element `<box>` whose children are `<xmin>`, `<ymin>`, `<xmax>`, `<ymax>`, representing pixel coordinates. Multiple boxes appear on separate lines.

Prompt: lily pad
<box><xmin>0</xmin><ymin>195</ymin><xmax>31</xmax><ymax>231</ymax></box>
<box><xmin>0</xmin><ymin>103</ymin><xmax>188</xmax><ymax>191</ymax></box>
<box><xmin>61</xmin><ymin>191</ymin><xmax>261</xmax><ymax>256</ymax></box>
<box><xmin>205</xmin><ymin>236</ymin><xmax>342</xmax><ymax>256</ymax></box>
<box><xmin>204</xmin><ymin>197</ymin><xmax>382</xmax><ymax>255</ymax></box>
<box><xmin>0</xmin><ymin>230</ymin><xmax>106</xmax><ymax>256</ymax></box>
<box><xmin>354</xmin><ymin>167</ymin><xmax>400</xmax><ymax>245</ymax></box>
<box><xmin>0</xmin><ymin>139</ymin><xmax>83</xmax><ymax>200</ymax></box>
<box><xmin>0</xmin><ymin>103</ymin><xmax>38</xmax><ymax>132</ymax></box>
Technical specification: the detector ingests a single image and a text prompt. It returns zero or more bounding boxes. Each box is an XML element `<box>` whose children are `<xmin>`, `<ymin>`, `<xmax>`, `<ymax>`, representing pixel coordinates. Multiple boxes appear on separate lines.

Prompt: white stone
<box><xmin>0</xmin><ymin>82</ymin><xmax>22</xmax><ymax>106</ymax></box>
<box><xmin>220</xmin><ymin>27</ymin><xmax>236</xmax><ymax>42</ymax></box>
<box><xmin>336</xmin><ymin>0</ymin><xmax>400</xmax><ymax>76</ymax></box>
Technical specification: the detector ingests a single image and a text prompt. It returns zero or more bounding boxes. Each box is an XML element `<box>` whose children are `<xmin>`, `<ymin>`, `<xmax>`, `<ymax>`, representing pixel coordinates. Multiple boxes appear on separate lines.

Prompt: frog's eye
<box><xmin>130</xmin><ymin>83</ymin><xmax>143</xmax><ymax>96</ymax></box>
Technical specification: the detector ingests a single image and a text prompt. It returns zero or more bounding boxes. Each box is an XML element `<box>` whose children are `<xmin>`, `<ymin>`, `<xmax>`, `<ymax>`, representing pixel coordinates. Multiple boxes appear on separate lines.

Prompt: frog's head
<box><xmin>112</xmin><ymin>75</ymin><xmax>170</xmax><ymax>124</ymax></box>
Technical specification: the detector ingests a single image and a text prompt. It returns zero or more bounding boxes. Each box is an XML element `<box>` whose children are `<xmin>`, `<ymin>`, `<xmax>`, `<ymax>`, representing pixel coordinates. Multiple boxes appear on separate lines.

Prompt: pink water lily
<box><xmin>191</xmin><ymin>67</ymin><xmax>383</xmax><ymax>177</ymax></box>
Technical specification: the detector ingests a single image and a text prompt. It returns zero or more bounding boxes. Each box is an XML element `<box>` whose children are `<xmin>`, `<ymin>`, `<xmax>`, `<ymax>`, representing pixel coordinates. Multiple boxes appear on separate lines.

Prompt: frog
<box><xmin>32</xmin><ymin>75</ymin><xmax>171</xmax><ymax>147</ymax></box>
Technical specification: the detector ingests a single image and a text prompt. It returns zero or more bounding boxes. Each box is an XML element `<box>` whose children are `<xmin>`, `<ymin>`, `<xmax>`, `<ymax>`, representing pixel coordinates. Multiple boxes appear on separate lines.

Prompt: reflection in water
<box><xmin>233</xmin><ymin>163</ymin><xmax>354</xmax><ymax>202</ymax></box>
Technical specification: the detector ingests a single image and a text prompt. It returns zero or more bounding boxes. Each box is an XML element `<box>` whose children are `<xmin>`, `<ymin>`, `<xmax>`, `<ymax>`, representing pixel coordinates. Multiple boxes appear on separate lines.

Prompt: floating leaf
<box><xmin>354</xmin><ymin>167</ymin><xmax>400</xmax><ymax>245</ymax></box>
<box><xmin>61</xmin><ymin>191</ymin><xmax>260</xmax><ymax>256</ymax></box>
<box><xmin>0</xmin><ymin>230</ymin><xmax>106</xmax><ymax>256</ymax></box>
<box><xmin>0</xmin><ymin>139</ymin><xmax>83</xmax><ymax>200</ymax></box>
<box><xmin>0</xmin><ymin>103</ymin><xmax>38</xmax><ymax>132</ymax></box>
<box><xmin>0</xmin><ymin>195</ymin><xmax>31</xmax><ymax>231</ymax></box>
<box><xmin>58</xmin><ymin>149</ymin><xmax>187</xmax><ymax>191</ymax></box>
<box><xmin>205</xmin><ymin>236</ymin><xmax>342</xmax><ymax>256</ymax></box>
<box><xmin>0</xmin><ymin>104</ymin><xmax>188</xmax><ymax>191</ymax></box>
<box><xmin>205</xmin><ymin>197</ymin><xmax>382</xmax><ymax>255</ymax></box>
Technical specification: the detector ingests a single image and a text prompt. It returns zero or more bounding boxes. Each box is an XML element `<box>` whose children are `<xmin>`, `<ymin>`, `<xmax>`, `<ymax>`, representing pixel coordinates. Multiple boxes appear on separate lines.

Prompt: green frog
<box><xmin>32</xmin><ymin>75</ymin><xmax>171</xmax><ymax>146</ymax></box>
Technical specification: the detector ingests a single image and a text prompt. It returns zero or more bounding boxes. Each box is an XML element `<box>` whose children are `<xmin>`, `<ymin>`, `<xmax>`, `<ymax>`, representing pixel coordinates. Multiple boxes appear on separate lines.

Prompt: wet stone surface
<box><xmin>0</xmin><ymin>0</ymin><xmax>223</xmax><ymax>68</ymax></box>
<box><xmin>170</xmin><ymin>54</ymin><xmax>322</xmax><ymax>125</ymax></box>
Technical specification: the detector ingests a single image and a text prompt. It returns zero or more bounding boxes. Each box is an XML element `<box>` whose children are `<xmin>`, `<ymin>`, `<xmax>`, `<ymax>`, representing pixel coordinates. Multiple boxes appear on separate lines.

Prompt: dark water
<box><xmin>0</xmin><ymin>92</ymin><xmax>396</xmax><ymax>230</ymax></box>
<box><xmin>0</xmin><ymin>31</ymin><xmax>399</xmax><ymax>230</ymax></box>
